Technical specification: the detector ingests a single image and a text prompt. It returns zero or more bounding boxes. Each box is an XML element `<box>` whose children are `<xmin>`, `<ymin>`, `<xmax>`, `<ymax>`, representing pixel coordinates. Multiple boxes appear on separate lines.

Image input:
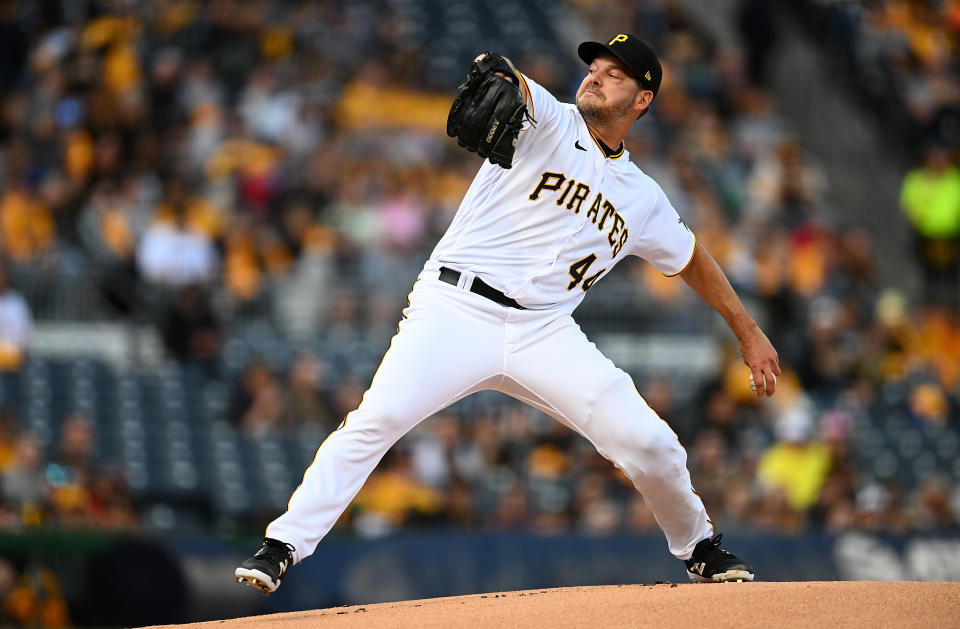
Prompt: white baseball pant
<box><xmin>266</xmin><ymin>273</ymin><xmax>713</xmax><ymax>562</ymax></box>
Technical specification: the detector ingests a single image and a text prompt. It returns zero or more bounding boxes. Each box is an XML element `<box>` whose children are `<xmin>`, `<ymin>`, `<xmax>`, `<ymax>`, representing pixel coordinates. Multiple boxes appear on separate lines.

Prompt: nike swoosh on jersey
<box><xmin>574</xmin><ymin>140</ymin><xmax>587</xmax><ymax>151</ymax></box>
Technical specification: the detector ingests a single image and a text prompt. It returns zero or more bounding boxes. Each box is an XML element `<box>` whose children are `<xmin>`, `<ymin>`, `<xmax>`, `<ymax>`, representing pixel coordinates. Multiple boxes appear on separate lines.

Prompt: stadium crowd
<box><xmin>795</xmin><ymin>0</ymin><xmax>960</xmax><ymax>155</ymax></box>
<box><xmin>0</xmin><ymin>0</ymin><xmax>958</xmax><ymax>569</ymax></box>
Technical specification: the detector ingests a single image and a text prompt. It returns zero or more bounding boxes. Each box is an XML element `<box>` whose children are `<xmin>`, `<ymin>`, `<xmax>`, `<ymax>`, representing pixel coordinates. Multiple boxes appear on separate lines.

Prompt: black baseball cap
<box><xmin>578</xmin><ymin>33</ymin><xmax>662</xmax><ymax>97</ymax></box>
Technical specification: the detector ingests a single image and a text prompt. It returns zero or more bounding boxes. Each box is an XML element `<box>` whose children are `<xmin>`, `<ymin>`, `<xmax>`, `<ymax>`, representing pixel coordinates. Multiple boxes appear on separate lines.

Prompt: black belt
<box><xmin>438</xmin><ymin>267</ymin><xmax>526</xmax><ymax>310</ymax></box>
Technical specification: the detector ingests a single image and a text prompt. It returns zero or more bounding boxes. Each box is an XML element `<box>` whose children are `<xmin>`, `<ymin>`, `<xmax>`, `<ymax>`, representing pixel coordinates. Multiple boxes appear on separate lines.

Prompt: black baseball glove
<box><xmin>446</xmin><ymin>53</ymin><xmax>528</xmax><ymax>169</ymax></box>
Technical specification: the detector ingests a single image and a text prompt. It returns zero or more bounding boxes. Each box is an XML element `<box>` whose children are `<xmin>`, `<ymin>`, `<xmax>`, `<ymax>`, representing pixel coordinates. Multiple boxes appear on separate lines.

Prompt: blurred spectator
<box><xmin>445</xmin><ymin>478</ymin><xmax>479</xmax><ymax>528</ymax></box>
<box><xmin>2</xmin><ymin>566</ymin><xmax>70</xmax><ymax>628</ymax></box>
<box><xmin>910</xmin><ymin>305</ymin><xmax>960</xmax><ymax>393</ymax></box>
<box><xmin>0</xmin><ymin>1</ymin><xmax>28</xmax><ymax>93</ymax></box>
<box><xmin>0</xmin><ymin>408</ymin><xmax>17</xmax><ymax>473</ymax></box>
<box><xmin>0</xmin><ymin>557</ymin><xmax>14</xmax><ymax>624</ymax></box>
<box><xmin>228</xmin><ymin>359</ymin><xmax>286</xmax><ymax>437</ymax></box>
<box><xmin>753</xmin><ymin>484</ymin><xmax>803</xmax><ymax>532</ymax></box>
<box><xmin>756</xmin><ymin>394</ymin><xmax>830</xmax><ymax>515</ymax></box>
<box><xmin>694</xmin><ymin>372</ymin><xmax>763</xmax><ymax>458</ymax></box>
<box><xmin>0</xmin><ymin>262</ymin><xmax>30</xmax><ymax>371</ymax></box>
<box><xmin>689</xmin><ymin>428</ymin><xmax>741</xmax><ymax>519</ymax></box>
<box><xmin>47</xmin><ymin>412</ymin><xmax>97</xmax><ymax>527</ymax></box>
<box><xmin>159</xmin><ymin>284</ymin><xmax>221</xmax><ymax>378</ymax></box>
<box><xmin>574</xmin><ymin>475</ymin><xmax>620</xmax><ymax>536</ymax></box>
<box><xmin>282</xmin><ymin>352</ymin><xmax>337</xmax><ymax>432</ymax></box>
<box><xmin>525</xmin><ymin>439</ymin><xmax>574</xmax><ymax>534</ymax></box>
<box><xmin>76</xmin><ymin>180</ymin><xmax>142</xmax><ymax>317</ymax></box>
<box><xmin>409</xmin><ymin>415</ymin><xmax>458</xmax><ymax>490</ymax></box>
<box><xmin>1</xmin><ymin>432</ymin><xmax>48</xmax><ymax>528</ymax></box>
<box><xmin>623</xmin><ymin>494</ymin><xmax>660</xmax><ymax>533</ymax></box>
<box><xmin>0</xmin><ymin>184</ymin><xmax>56</xmax><ymax>264</ymax></box>
<box><xmin>640</xmin><ymin>377</ymin><xmax>681</xmax><ymax>437</ymax></box>
<box><xmin>47</xmin><ymin>412</ymin><xmax>138</xmax><ymax>531</ymax></box>
<box><xmin>808</xmin><ymin>408</ymin><xmax>857</xmax><ymax>532</ymax></box>
<box><xmin>487</xmin><ymin>482</ymin><xmax>530</xmax><ymax>532</ymax></box>
<box><xmin>136</xmin><ymin>180</ymin><xmax>218</xmax><ymax>289</ymax></box>
<box><xmin>907</xmin><ymin>381</ymin><xmax>950</xmax><ymax>429</ymax></box>
<box><xmin>331</xmin><ymin>374</ymin><xmax>365</xmax><ymax>424</ymax></box>
<box><xmin>350</xmin><ymin>447</ymin><xmax>444</xmax><ymax>537</ymax></box>
<box><xmin>745</xmin><ymin>138</ymin><xmax>826</xmax><ymax>225</ymax></box>
<box><xmin>88</xmin><ymin>470</ymin><xmax>138</xmax><ymax>532</ymax></box>
<box><xmin>854</xmin><ymin>480</ymin><xmax>909</xmax><ymax>533</ymax></box>
<box><xmin>900</xmin><ymin>143</ymin><xmax>960</xmax><ymax>305</ymax></box>
<box><xmin>737</xmin><ymin>0</ymin><xmax>780</xmax><ymax>87</ymax></box>
<box><xmin>909</xmin><ymin>476</ymin><xmax>958</xmax><ymax>532</ymax></box>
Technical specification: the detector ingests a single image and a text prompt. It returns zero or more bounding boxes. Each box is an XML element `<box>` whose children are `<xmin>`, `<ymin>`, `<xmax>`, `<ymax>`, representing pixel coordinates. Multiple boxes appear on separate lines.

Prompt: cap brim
<box><xmin>577</xmin><ymin>41</ymin><xmax>637</xmax><ymax>80</ymax></box>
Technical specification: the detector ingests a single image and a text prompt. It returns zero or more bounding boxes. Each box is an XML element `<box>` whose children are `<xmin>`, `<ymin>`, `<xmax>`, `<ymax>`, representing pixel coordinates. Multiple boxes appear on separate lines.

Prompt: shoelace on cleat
<box><xmin>258</xmin><ymin>539</ymin><xmax>295</xmax><ymax>558</ymax></box>
<box><xmin>700</xmin><ymin>534</ymin><xmax>733</xmax><ymax>557</ymax></box>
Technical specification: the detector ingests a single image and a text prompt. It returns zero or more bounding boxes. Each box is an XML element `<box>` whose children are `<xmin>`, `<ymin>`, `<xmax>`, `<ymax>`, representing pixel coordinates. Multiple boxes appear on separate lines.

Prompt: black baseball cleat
<box><xmin>235</xmin><ymin>537</ymin><xmax>295</xmax><ymax>594</ymax></box>
<box><xmin>684</xmin><ymin>533</ymin><xmax>755</xmax><ymax>583</ymax></box>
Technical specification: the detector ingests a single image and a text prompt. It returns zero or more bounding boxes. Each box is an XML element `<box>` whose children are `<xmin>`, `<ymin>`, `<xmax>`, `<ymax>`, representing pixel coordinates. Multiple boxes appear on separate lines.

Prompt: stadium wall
<box><xmin>3</xmin><ymin>530</ymin><xmax>959</xmax><ymax>626</ymax></box>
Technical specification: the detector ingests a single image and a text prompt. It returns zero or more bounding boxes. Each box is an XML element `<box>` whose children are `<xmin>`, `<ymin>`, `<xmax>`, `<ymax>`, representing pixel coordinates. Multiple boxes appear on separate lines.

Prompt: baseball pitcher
<box><xmin>236</xmin><ymin>33</ymin><xmax>780</xmax><ymax>594</ymax></box>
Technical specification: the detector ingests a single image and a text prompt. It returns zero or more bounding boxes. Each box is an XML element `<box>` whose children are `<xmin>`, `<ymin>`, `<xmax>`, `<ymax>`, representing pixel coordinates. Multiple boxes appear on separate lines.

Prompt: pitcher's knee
<box><xmin>640</xmin><ymin>424</ymin><xmax>683</xmax><ymax>456</ymax></box>
<box><xmin>343</xmin><ymin>405</ymin><xmax>415</xmax><ymax>442</ymax></box>
<box><xmin>617</xmin><ymin>422</ymin><xmax>686</xmax><ymax>478</ymax></box>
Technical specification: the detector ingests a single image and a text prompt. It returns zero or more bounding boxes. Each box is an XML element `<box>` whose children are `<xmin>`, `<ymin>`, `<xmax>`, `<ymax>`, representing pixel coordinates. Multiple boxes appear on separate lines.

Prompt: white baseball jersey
<box><xmin>426</xmin><ymin>72</ymin><xmax>695</xmax><ymax>311</ymax></box>
<box><xmin>263</xmin><ymin>67</ymin><xmax>713</xmax><ymax>572</ymax></box>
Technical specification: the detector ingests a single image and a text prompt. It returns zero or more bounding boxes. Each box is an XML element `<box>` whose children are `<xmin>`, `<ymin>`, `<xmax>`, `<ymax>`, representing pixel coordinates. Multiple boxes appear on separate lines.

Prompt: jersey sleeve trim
<box><xmin>661</xmin><ymin>233</ymin><xmax>697</xmax><ymax>277</ymax></box>
<box><xmin>517</xmin><ymin>72</ymin><xmax>535</xmax><ymax>127</ymax></box>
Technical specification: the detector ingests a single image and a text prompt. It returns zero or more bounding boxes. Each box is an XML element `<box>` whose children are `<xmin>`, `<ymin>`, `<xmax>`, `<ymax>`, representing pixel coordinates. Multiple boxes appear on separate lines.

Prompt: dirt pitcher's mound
<box><xmin>143</xmin><ymin>581</ymin><xmax>959</xmax><ymax>629</ymax></box>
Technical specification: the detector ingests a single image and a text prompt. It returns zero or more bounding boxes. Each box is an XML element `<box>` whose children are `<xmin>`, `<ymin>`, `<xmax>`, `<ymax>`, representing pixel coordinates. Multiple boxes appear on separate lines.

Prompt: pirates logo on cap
<box><xmin>579</xmin><ymin>33</ymin><xmax>663</xmax><ymax>97</ymax></box>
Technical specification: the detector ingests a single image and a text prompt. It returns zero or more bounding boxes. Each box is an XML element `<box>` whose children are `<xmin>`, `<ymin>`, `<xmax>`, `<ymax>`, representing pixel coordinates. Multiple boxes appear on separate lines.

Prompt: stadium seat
<box><xmin>935</xmin><ymin>430</ymin><xmax>959</xmax><ymax>462</ymax></box>
<box><xmin>872</xmin><ymin>449</ymin><xmax>899</xmax><ymax>480</ymax></box>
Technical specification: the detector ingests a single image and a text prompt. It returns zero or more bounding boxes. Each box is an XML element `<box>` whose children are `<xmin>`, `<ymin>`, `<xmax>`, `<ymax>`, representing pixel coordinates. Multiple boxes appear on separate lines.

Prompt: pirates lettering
<box><xmin>529</xmin><ymin>172</ymin><xmax>629</xmax><ymax>258</ymax></box>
